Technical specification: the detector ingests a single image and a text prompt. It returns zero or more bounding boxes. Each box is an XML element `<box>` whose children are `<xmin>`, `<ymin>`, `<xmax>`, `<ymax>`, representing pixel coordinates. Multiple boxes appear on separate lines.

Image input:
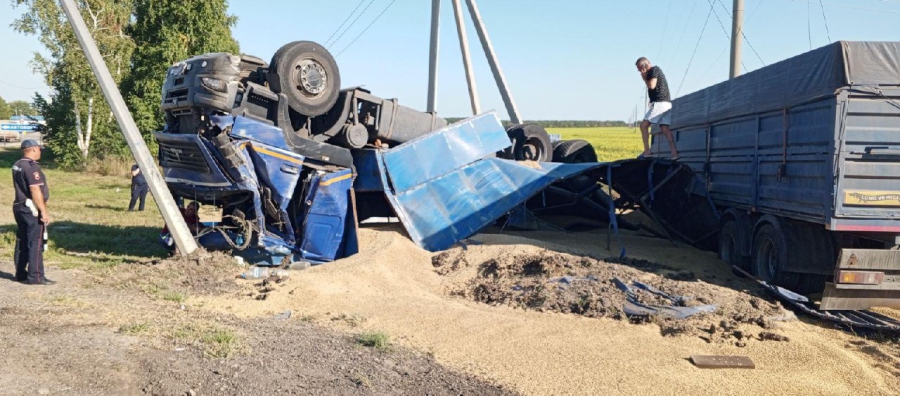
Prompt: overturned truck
<box><xmin>153</xmin><ymin>41</ymin><xmax>570</xmax><ymax>265</ymax></box>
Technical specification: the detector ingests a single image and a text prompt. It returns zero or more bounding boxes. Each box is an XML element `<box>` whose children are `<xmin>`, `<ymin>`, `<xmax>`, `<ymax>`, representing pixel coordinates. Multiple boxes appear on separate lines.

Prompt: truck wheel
<box><xmin>552</xmin><ymin>139</ymin><xmax>598</xmax><ymax>163</ymax></box>
<box><xmin>505</xmin><ymin>124</ymin><xmax>552</xmax><ymax>162</ymax></box>
<box><xmin>752</xmin><ymin>223</ymin><xmax>802</xmax><ymax>290</ymax></box>
<box><xmin>719</xmin><ymin>219</ymin><xmax>749</xmax><ymax>270</ymax></box>
<box><xmin>268</xmin><ymin>41</ymin><xmax>340</xmax><ymax>117</ymax></box>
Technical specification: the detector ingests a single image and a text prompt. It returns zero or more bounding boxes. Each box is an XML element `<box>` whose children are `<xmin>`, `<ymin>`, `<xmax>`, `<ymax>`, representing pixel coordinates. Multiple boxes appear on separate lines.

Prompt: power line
<box><xmin>669</xmin><ymin>0</ymin><xmax>699</xmax><ymax>62</ymax></box>
<box><xmin>336</xmin><ymin>0</ymin><xmax>397</xmax><ymax>57</ymax></box>
<box><xmin>818</xmin><ymin>0</ymin><xmax>833</xmax><ymax>43</ymax></box>
<box><xmin>807</xmin><ymin>0</ymin><xmax>813</xmax><ymax>50</ymax></box>
<box><xmin>707</xmin><ymin>0</ymin><xmax>748</xmax><ymax>72</ymax></box>
<box><xmin>715</xmin><ymin>0</ymin><xmax>766</xmax><ymax>67</ymax></box>
<box><xmin>784</xmin><ymin>0</ymin><xmax>900</xmax><ymax>14</ymax></box>
<box><xmin>327</xmin><ymin>0</ymin><xmax>378</xmax><ymax>49</ymax></box>
<box><xmin>323</xmin><ymin>0</ymin><xmax>367</xmax><ymax>46</ymax></box>
<box><xmin>0</xmin><ymin>79</ymin><xmax>45</xmax><ymax>90</ymax></box>
<box><xmin>657</xmin><ymin>0</ymin><xmax>673</xmax><ymax>60</ymax></box>
<box><xmin>677</xmin><ymin>4</ymin><xmax>714</xmax><ymax>97</ymax></box>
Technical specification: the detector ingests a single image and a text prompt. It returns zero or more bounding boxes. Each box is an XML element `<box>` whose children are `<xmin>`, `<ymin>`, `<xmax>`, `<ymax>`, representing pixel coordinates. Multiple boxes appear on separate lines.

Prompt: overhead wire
<box><xmin>0</xmin><ymin>79</ymin><xmax>45</xmax><ymax>90</ymax></box>
<box><xmin>707</xmin><ymin>0</ymin><xmax>748</xmax><ymax>72</ymax></box>
<box><xmin>668</xmin><ymin>0</ymin><xmax>699</xmax><ymax>63</ymax></box>
<box><xmin>335</xmin><ymin>0</ymin><xmax>398</xmax><ymax>57</ymax></box>
<box><xmin>784</xmin><ymin>0</ymin><xmax>900</xmax><ymax>14</ymax></box>
<box><xmin>327</xmin><ymin>0</ymin><xmax>378</xmax><ymax>49</ymax></box>
<box><xmin>818</xmin><ymin>0</ymin><xmax>833</xmax><ymax>43</ymax></box>
<box><xmin>676</xmin><ymin>4</ymin><xmax>714</xmax><ymax>97</ymax></box>
<box><xmin>715</xmin><ymin>0</ymin><xmax>766</xmax><ymax>66</ymax></box>
<box><xmin>807</xmin><ymin>0</ymin><xmax>813</xmax><ymax>50</ymax></box>
<box><xmin>323</xmin><ymin>0</ymin><xmax>367</xmax><ymax>47</ymax></box>
<box><xmin>656</xmin><ymin>0</ymin><xmax>673</xmax><ymax>60</ymax></box>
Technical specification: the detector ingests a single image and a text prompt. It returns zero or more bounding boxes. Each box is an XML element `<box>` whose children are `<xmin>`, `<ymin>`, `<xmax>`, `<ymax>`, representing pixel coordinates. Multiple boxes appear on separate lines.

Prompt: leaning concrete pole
<box><xmin>426</xmin><ymin>0</ymin><xmax>441</xmax><ymax>113</ymax></box>
<box><xmin>451</xmin><ymin>0</ymin><xmax>481</xmax><ymax>115</ymax></box>
<box><xmin>59</xmin><ymin>0</ymin><xmax>198</xmax><ymax>255</ymax></box>
<box><xmin>729</xmin><ymin>0</ymin><xmax>744</xmax><ymax>79</ymax></box>
<box><xmin>465</xmin><ymin>0</ymin><xmax>521</xmax><ymax>124</ymax></box>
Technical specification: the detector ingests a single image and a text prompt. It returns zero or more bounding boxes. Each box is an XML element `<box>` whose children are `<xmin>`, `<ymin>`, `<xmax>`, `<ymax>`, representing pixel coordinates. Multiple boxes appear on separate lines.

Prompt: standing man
<box><xmin>636</xmin><ymin>57</ymin><xmax>679</xmax><ymax>159</ymax></box>
<box><xmin>128</xmin><ymin>163</ymin><xmax>149</xmax><ymax>212</ymax></box>
<box><xmin>12</xmin><ymin>139</ymin><xmax>53</xmax><ymax>285</ymax></box>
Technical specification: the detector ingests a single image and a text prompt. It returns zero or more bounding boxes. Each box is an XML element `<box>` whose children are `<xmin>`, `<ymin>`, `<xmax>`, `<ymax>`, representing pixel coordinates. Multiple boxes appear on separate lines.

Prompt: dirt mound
<box><xmin>101</xmin><ymin>249</ymin><xmax>244</xmax><ymax>297</ymax></box>
<box><xmin>436</xmin><ymin>248</ymin><xmax>795</xmax><ymax>345</ymax></box>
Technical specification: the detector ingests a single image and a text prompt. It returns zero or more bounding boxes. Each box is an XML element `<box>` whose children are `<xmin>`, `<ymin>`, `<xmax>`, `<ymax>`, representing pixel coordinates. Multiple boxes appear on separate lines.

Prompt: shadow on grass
<box><xmin>46</xmin><ymin>221</ymin><xmax>168</xmax><ymax>259</ymax></box>
<box><xmin>85</xmin><ymin>204</ymin><xmax>129</xmax><ymax>212</ymax></box>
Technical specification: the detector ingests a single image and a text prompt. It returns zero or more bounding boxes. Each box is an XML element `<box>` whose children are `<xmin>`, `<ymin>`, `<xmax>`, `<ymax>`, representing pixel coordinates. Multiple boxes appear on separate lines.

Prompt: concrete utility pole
<box><xmin>730</xmin><ymin>0</ymin><xmax>744</xmax><ymax>79</ymax></box>
<box><xmin>59</xmin><ymin>0</ymin><xmax>198</xmax><ymax>255</ymax></box>
<box><xmin>426</xmin><ymin>0</ymin><xmax>441</xmax><ymax>113</ymax></box>
<box><xmin>465</xmin><ymin>0</ymin><xmax>522</xmax><ymax>124</ymax></box>
<box><xmin>451</xmin><ymin>0</ymin><xmax>481</xmax><ymax>115</ymax></box>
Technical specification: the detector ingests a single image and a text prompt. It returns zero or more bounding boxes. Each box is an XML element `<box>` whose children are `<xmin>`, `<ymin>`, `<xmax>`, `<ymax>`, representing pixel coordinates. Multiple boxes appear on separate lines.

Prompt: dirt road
<box><xmin>2</xmin><ymin>224</ymin><xmax>899</xmax><ymax>395</ymax></box>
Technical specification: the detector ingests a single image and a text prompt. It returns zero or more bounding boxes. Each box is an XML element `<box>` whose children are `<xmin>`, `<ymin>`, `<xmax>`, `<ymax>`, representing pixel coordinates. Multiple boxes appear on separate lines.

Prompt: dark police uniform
<box><xmin>128</xmin><ymin>164</ymin><xmax>149</xmax><ymax>211</ymax></box>
<box><xmin>12</xmin><ymin>156</ymin><xmax>49</xmax><ymax>283</ymax></box>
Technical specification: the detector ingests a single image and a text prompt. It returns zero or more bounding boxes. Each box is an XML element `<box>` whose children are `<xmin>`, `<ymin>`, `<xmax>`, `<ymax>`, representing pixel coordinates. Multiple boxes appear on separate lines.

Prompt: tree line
<box><xmin>0</xmin><ymin>96</ymin><xmax>39</xmax><ymax>119</ymax></box>
<box><xmin>12</xmin><ymin>0</ymin><xmax>238</xmax><ymax>168</ymax></box>
<box><xmin>444</xmin><ymin>118</ymin><xmax>628</xmax><ymax>128</ymax></box>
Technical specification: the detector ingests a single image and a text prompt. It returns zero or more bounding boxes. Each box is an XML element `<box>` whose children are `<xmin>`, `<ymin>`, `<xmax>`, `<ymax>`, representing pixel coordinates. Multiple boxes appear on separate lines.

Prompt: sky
<box><xmin>3</xmin><ymin>0</ymin><xmax>900</xmax><ymax>121</ymax></box>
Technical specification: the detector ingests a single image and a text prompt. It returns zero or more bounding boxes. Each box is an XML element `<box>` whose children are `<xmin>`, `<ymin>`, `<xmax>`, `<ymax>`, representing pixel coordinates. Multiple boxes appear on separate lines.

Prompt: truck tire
<box><xmin>751</xmin><ymin>222</ymin><xmax>802</xmax><ymax>291</ymax></box>
<box><xmin>552</xmin><ymin>139</ymin><xmax>598</xmax><ymax>163</ymax></box>
<box><xmin>505</xmin><ymin>124</ymin><xmax>552</xmax><ymax>162</ymax></box>
<box><xmin>719</xmin><ymin>219</ymin><xmax>749</xmax><ymax>270</ymax></box>
<box><xmin>268</xmin><ymin>41</ymin><xmax>340</xmax><ymax>117</ymax></box>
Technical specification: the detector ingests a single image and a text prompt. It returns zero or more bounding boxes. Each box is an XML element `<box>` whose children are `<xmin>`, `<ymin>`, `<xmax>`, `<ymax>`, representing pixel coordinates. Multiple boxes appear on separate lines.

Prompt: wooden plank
<box><xmin>690</xmin><ymin>355</ymin><xmax>755</xmax><ymax>369</ymax></box>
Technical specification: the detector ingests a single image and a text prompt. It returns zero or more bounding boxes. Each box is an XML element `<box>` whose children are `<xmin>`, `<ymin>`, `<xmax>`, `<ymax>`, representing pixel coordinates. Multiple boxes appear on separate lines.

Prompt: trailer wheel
<box><xmin>719</xmin><ymin>220</ymin><xmax>748</xmax><ymax>269</ymax></box>
<box><xmin>505</xmin><ymin>124</ymin><xmax>552</xmax><ymax>162</ymax></box>
<box><xmin>268</xmin><ymin>41</ymin><xmax>341</xmax><ymax>117</ymax></box>
<box><xmin>552</xmin><ymin>139</ymin><xmax>598</xmax><ymax>163</ymax></box>
<box><xmin>751</xmin><ymin>223</ymin><xmax>801</xmax><ymax>290</ymax></box>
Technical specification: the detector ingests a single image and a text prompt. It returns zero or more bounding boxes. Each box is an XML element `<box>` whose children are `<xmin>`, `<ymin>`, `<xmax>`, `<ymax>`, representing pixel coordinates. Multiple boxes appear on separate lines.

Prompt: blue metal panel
<box><xmin>382</xmin><ymin>113</ymin><xmax>511</xmax><ymax>194</ymax></box>
<box><xmin>352</xmin><ymin>149</ymin><xmax>385</xmax><ymax>192</ymax></box>
<box><xmin>246</xmin><ymin>143</ymin><xmax>304</xmax><ymax>211</ymax></box>
<box><xmin>230</xmin><ymin>116</ymin><xmax>290</xmax><ymax>151</ymax></box>
<box><xmin>382</xmin><ymin>155</ymin><xmax>601</xmax><ymax>251</ymax></box>
<box><xmin>300</xmin><ymin>169</ymin><xmax>354</xmax><ymax>262</ymax></box>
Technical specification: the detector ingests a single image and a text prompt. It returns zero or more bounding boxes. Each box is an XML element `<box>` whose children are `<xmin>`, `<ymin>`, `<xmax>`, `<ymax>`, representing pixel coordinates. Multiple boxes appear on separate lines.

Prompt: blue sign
<box><xmin>0</xmin><ymin>124</ymin><xmax>38</xmax><ymax>131</ymax></box>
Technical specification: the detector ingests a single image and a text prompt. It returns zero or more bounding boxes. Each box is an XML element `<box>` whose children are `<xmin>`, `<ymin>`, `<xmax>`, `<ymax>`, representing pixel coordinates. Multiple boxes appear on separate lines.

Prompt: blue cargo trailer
<box><xmin>651</xmin><ymin>42</ymin><xmax>900</xmax><ymax>310</ymax></box>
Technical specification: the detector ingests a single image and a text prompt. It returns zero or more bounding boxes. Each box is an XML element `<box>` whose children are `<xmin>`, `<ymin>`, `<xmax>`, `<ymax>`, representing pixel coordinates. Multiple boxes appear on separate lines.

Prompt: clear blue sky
<box><xmin>3</xmin><ymin>0</ymin><xmax>900</xmax><ymax>120</ymax></box>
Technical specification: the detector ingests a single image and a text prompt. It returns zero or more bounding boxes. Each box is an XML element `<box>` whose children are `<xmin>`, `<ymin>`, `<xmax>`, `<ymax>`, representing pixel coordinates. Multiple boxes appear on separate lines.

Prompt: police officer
<box><xmin>12</xmin><ymin>139</ymin><xmax>54</xmax><ymax>285</ymax></box>
<box><xmin>128</xmin><ymin>163</ymin><xmax>148</xmax><ymax>211</ymax></box>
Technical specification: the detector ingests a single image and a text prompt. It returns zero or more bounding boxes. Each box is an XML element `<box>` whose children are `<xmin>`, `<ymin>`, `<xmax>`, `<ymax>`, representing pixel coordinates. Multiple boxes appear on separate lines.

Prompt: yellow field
<box><xmin>547</xmin><ymin>127</ymin><xmax>643</xmax><ymax>162</ymax></box>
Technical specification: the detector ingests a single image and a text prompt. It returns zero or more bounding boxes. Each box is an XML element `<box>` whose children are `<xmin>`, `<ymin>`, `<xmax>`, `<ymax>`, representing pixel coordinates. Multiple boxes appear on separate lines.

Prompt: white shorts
<box><xmin>643</xmin><ymin>101</ymin><xmax>673</xmax><ymax>126</ymax></box>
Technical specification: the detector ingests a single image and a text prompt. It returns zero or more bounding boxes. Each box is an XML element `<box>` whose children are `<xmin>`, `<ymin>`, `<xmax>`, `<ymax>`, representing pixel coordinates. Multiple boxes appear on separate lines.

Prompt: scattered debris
<box><xmin>759</xmin><ymin>332</ymin><xmax>790</xmax><ymax>342</ymax></box>
<box><xmin>274</xmin><ymin>310</ymin><xmax>292</xmax><ymax>320</ymax></box>
<box><xmin>690</xmin><ymin>355</ymin><xmax>755</xmax><ymax>369</ymax></box>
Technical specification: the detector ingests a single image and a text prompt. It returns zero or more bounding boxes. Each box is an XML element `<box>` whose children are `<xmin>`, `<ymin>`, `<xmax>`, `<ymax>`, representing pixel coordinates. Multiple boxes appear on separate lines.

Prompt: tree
<box><xmin>0</xmin><ymin>96</ymin><xmax>9</xmax><ymax>119</ymax></box>
<box><xmin>123</xmin><ymin>0</ymin><xmax>239</xmax><ymax>141</ymax></box>
<box><xmin>13</xmin><ymin>0</ymin><xmax>135</xmax><ymax>167</ymax></box>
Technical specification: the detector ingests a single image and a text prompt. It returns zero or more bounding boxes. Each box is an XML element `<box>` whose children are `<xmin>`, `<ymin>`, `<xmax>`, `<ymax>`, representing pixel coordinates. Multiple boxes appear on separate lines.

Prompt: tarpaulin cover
<box><xmin>672</xmin><ymin>41</ymin><xmax>900</xmax><ymax>128</ymax></box>
<box><xmin>378</xmin><ymin>112</ymin><xmax>602</xmax><ymax>251</ymax></box>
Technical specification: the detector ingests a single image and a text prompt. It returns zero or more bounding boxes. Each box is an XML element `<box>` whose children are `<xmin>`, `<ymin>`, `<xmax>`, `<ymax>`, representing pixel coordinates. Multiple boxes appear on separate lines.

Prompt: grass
<box><xmin>161</xmin><ymin>291</ymin><xmax>187</xmax><ymax>303</ymax></box>
<box><xmin>356</xmin><ymin>330</ymin><xmax>391</xmax><ymax>352</ymax></box>
<box><xmin>171</xmin><ymin>324</ymin><xmax>242</xmax><ymax>358</ymax></box>
<box><xmin>0</xmin><ymin>148</ymin><xmax>169</xmax><ymax>273</ymax></box>
<box><xmin>547</xmin><ymin>126</ymin><xmax>644</xmax><ymax>162</ymax></box>
<box><xmin>119</xmin><ymin>323</ymin><xmax>149</xmax><ymax>335</ymax></box>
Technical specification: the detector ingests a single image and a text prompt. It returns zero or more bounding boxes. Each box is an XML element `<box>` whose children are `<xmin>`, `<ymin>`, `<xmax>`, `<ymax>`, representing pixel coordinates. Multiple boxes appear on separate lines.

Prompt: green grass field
<box><xmin>547</xmin><ymin>127</ymin><xmax>643</xmax><ymax>162</ymax></box>
<box><xmin>0</xmin><ymin>148</ymin><xmax>168</xmax><ymax>273</ymax></box>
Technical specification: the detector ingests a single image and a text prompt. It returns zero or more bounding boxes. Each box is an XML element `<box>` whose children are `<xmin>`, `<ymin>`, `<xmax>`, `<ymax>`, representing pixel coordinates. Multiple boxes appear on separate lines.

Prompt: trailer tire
<box><xmin>752</xmin><ymin>222</ymin><xmax>801</xmax><ymax>291</ymax></box>
<box><xmin>552</xmin><ymin>139</ymin><xmax>598</xmax><ymax>163</ymax></box>
<box><xmin>719</xmin><ymin>219</ymin><xmax>750</xmax><ymax>270</ymax></box>
<box><xmin>505</xmin><ymin>124</ymin><xmax>552</xmax><ymax>162</ymax></box>
<box><xmin>268</xmin><ymin>41</ymin><xmax>340</xmax><ymax>117</ymax></box>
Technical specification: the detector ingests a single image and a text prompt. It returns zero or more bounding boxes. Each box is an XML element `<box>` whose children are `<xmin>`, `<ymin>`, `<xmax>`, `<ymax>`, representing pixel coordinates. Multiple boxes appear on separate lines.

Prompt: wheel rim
<box><xmin>522</xmin><ymin>137</ymin><xmax>545</xmax><ymax>161</ymax></box>
<box><xmin>294</xmin><ymin>58</ymin><xmax>328</xmax><ymax>97</ymax></box>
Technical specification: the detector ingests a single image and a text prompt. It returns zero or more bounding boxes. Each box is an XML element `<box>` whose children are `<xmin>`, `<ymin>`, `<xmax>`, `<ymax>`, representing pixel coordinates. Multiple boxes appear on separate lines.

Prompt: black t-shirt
<box><xmin>132</xmin><ymin>164</ymin><xmax>147</xmax><ymax>186</ymax></box>
<box><xmin>647</xmin><ymin>66</ymin><xmax>671</xmax><ymax>102</ymax></box>
<box><xmin>12</xmin><ymin>158</ymin><xmax>49</xmax><ymax>205</ymax></box>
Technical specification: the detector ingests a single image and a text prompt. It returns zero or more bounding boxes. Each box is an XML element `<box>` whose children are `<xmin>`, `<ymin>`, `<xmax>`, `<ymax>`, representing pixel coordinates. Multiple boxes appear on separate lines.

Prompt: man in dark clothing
<box><xmin>636</xmin><ymin>57</ymin><xmax>679</xmax><ymax>159</ymax></box>
<box><xmin>128</xmin><ymin>163</ymin><xmax>149</xmax><ymax>211</ymax></box>
<box><xmin>12</xmin><ymin>139</ymin><xmax>54</xmax><ymax>285</ymax></box>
